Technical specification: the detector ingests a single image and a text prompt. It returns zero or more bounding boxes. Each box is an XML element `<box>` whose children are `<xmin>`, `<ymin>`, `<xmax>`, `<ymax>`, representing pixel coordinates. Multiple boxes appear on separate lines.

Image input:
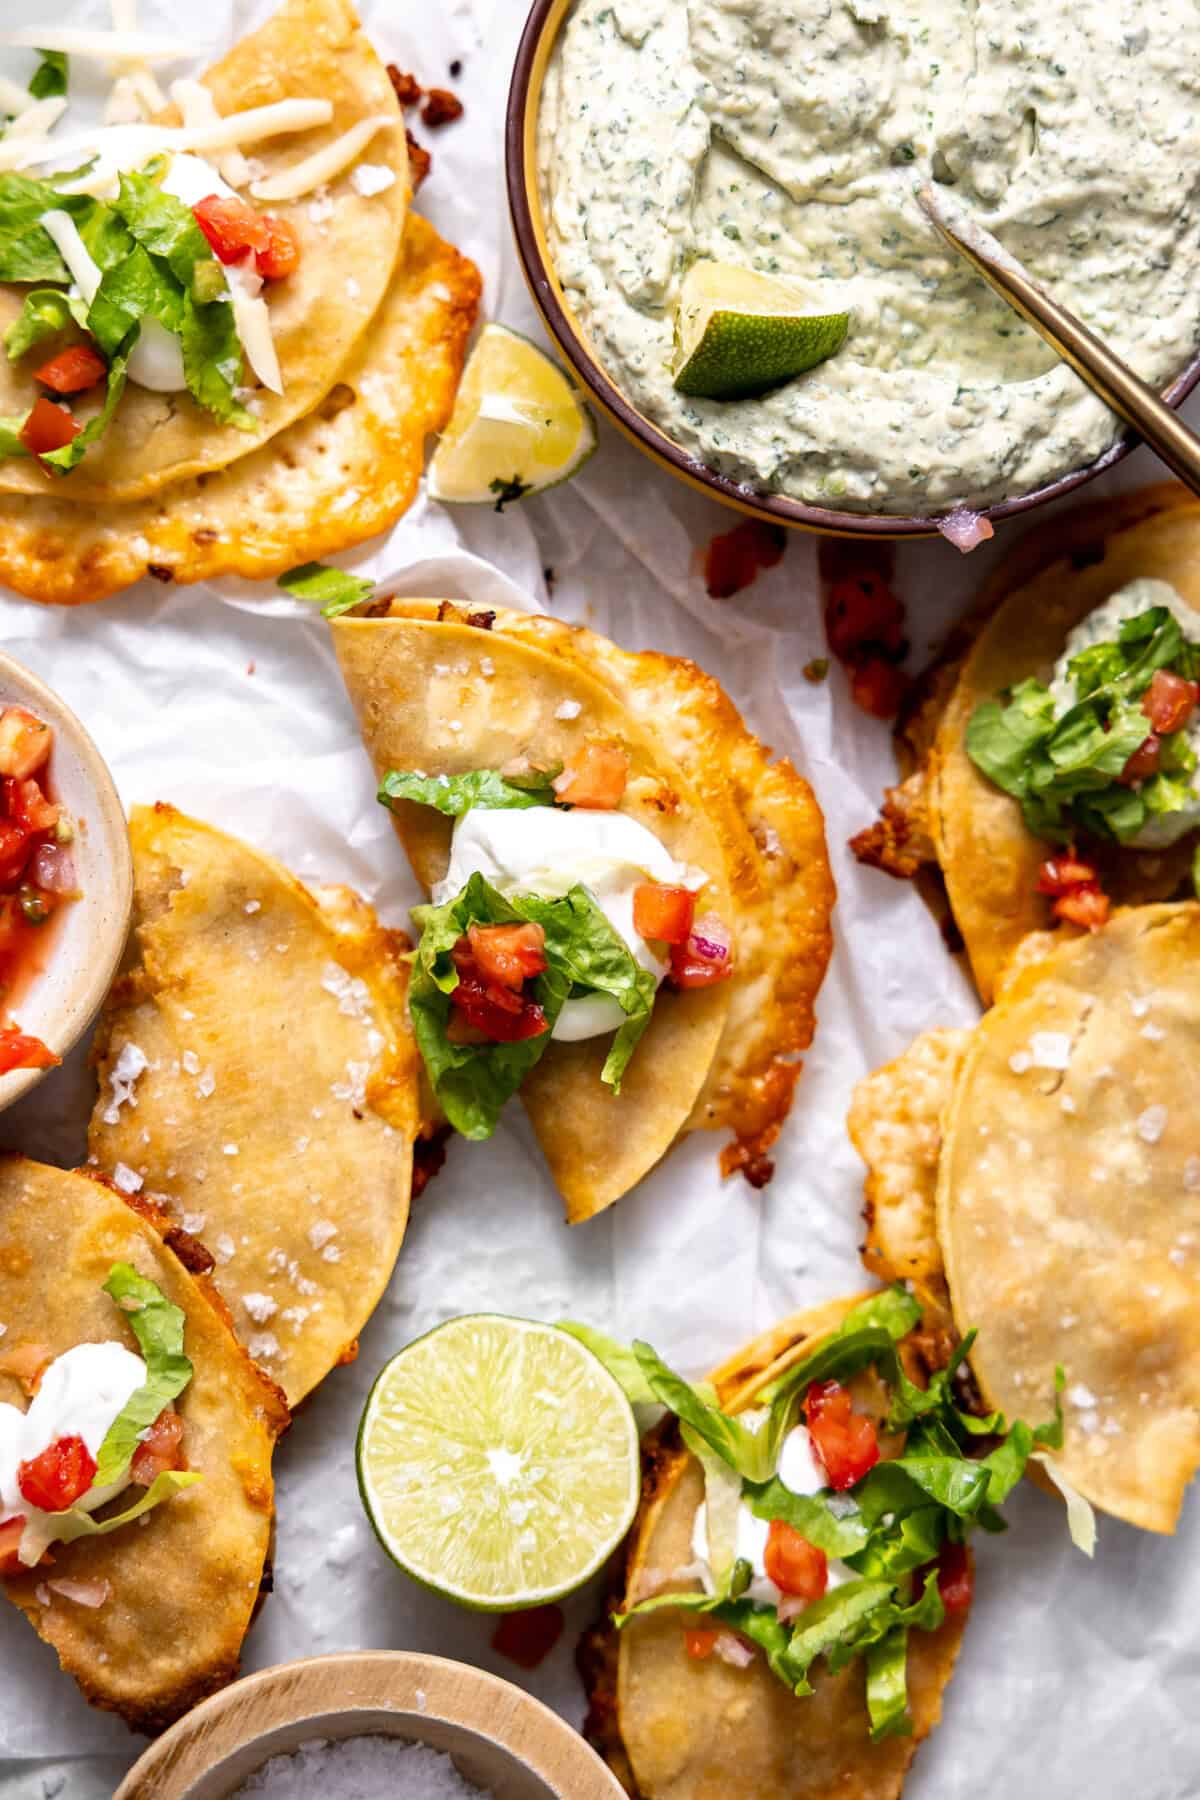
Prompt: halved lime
<box><xmin>356</xmin><ymin>1314</ymin><xmax>640</xmax><ymax>1610</ymax></box>
<box><xmin>673</xmin><ymin>259</ymin><xmax>848</xmax><ymax>400</ymax></box>
<box><xmin>427</xmin><ymin>324</ymin><xmax>596</xmax><ymax>506</ymax></box>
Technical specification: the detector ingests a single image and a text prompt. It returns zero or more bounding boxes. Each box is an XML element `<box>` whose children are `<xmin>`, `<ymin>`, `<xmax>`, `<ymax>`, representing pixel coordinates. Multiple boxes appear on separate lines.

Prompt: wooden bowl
<box><xmin>505</xmin><ymin>0</ymin><xmax>1200</xmax><ymax>540</ymax></box>
<box><xmin>115</xmin><ymin>1652</ymin><xmax>628</xmax><ymax>1799</ymax></box>
<box><xmin>0</xmin><ymin>649</ymin><xmax>132</xmax><ymax>1111</ymax></box>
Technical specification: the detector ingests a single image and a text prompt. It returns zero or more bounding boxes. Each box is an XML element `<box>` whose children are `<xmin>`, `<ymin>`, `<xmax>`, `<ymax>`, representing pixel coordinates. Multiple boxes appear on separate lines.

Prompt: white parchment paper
<box><xmin>0</xmin><ymin>4</ymin><xmax>1196</xmax><ymax>1795</ymax></box>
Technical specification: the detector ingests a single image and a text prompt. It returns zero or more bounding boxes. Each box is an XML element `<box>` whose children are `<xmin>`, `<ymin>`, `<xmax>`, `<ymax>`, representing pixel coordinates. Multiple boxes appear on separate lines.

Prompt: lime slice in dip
<box><xmin>673</xmin><ymin>260</ymin><xmax>849</xmax><ymax>400</ymax></box>
<box><xmin>356</xmin><ymin>1314</ymin><xmax>639</xmax><ymax>1610</ymax></box>
<box><xmin>427</xmin><ymin>324</ymin><xmax>596</xmax><ymax>505</ymax></box>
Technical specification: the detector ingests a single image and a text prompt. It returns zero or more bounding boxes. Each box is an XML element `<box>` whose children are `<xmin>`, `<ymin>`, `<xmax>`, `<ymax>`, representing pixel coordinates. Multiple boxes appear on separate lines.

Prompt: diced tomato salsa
<box><xmin>764</xmin><ymin>1518</ymin><xmax>828</xmax><ymax>1599</ymax></box>
<box><xmin>0</xmin><ymin>705</ymin><xmax>77</xmax><ymax>1073</ymax></box>
<box><xmin>18</xmin><ymin>1433</ymin><xmax>96</xmax><ymax>1513</ymax></box>
<box><xmin>449</xmin><ymin>938</ymin><xmax>548</xmax><ymax>1043</ymax></box>
<box><xmin>192</xmin><ymin>195</ymin><xmax>301</xmax><ymax>281</ymax></box>
<box><xmin>805</xmin><ymin>1379</ymin><xmax>881</xmax><ymax>1491</ymax></box>
<box><xmin>490</xmin><ymin>1602</ymin><xmax>564</xmax><ymax>1668</ymax></box>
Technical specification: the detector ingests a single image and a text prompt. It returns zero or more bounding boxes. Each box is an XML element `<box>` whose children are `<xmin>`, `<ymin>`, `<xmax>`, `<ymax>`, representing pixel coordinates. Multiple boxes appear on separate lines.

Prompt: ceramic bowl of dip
<box><xmin>506</xmin><ymin>0</ymin><xmax>1200</xmax><ymax>541</ymax></box>
<box><xmin>114</xmin><ymin>1651</ymin><xmax>628</xmax><ymax>1798</ymax></box>
<box><xmin>0</xmin><ymin>649</ymin><xmax>132</xmax><ymax>1112</ymax></box>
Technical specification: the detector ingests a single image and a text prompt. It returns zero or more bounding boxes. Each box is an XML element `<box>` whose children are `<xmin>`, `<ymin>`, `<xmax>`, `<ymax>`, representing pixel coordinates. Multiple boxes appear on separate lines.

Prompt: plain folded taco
<box><xmin>576</xmin><ymin>1288</ymin><xmax>1068</xmax><ymax>1799</ymax></box>
<box><xmin>334</xmin><ymin>601</ymin><xmax>836</xmax><ymax>1221</ymax></box>
<box><xmin>853</xmin><ymin>484</ymin><xmax>1200</xmax><ymax>1001</ymax></box>
<box><xmin>88</xmin><ymin>804</ymin><xmax>420</xmax><ymax>1408</ymax></box>
<box><xmin>0</xmin><ymin>1157</ymin><xmax>287</xmax><ymax>1732</ymax></box>
<box><xmin>851</xmin><ymin>903</ymin><xmax>1200</xmax><ymax>1535</ymax></box>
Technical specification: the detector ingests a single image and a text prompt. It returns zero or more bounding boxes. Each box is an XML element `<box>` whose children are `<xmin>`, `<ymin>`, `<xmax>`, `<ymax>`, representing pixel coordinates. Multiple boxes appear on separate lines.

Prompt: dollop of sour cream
<box><xmin>0</xmin><ymin>1342</ymin><xmax>146</xmax><ymax>1542</ymax></box>
<box><xmin>690</xmin><ymin>1423</ymin><xmax>856</xmax><ymax>1608</ymax></box>
<box><xmin>432</xmin><ymin>806</ymin><xmax>706</xmax><ymax>1042</ymax></box>
<box><xmin>1050</xmin><ymin>577</ymin><xmax>1200</xmax><ymax>849</ymax></box>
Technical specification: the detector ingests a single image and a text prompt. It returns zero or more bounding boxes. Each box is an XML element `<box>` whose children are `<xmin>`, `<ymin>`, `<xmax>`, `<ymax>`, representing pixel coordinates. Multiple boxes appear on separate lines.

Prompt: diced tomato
<box><xmin>704</xmin><ymin>519</ymin><xmax>787</xmax><ymax>600</ymax></box>
<box><xmin>4</xmin><ymin>777</ymin><xmax>58</xmax><ymax>835</ymax></box>
<box><xmin>850</xmin><ymin>655</ymin><xmax>910</xmax><ymax>720</ymax></box>
<box><xmin>466</xmin><ymin>922</ymin><xmax>547</xmax><ymax>990</ymax></box>
<box><xmin>0</xmin><ymin>1027</ymin><xmax>58</xmax><ymax>1076</ymax></box>
<box><xmin>19</xmin><ymin>397</ymin><xmax>80</xmax><ymax>456</ymax></box>
<box><xmin>33</xmin><ymin>344</ymin><xmax>106</xmax><ymax>396</ymax></box>
<box><xmin>935</xmin><ymin>1540</ymin><xmax>974</xmax><ymax>1613</ymax></box>
<box><xmin>0</xmin><ymin>822</ymin><xmax>30</xmax><ymax>888</ymax></box>
<box><xmin>449</xmin><ymin>944</ymin><xmax>548</xmax><ymax>1043</ymax></box>
<box><xmin>193</xmin><ymin>194</ymin><xmax>268</xmax><ymax>263</ymax></box>
<box><xmin>683</xmin><ymin>1624</ymin><xmax>719</xmax><ymax>1661</ymax></box>
<box><xmin>805</xmin><ymin>1380</ymin><xmax>880</xmax><ymax>1492</ymax></box>
<box><xmin>764</xmin><ymin>1518</ymin><xmax>828</xmax><ymax>1600</ymax></box>
<box><xmin>0</xmin><ymin>709</ymin><xmax>51</xmax><ymax>781</ymax></box>
<box><xmin>668</xmin><ymin>912</ymin><xmax>733</xmax><ymax>989</ymax></box>
<box><xmin>1119</xmin><ymin>733</ymin><xmax>1162</xmax><ymax>785</ymax></box>
<box><xmin>552</xmin><ymin>742</ymin><xmax>629</xmax><ymax>809</ymax></box>
<box><xmin>1037</xmin><ymin>856</ymin><xmax>1101</xmax><ymax>896</ymax></box>
<box><xmin>490</xmin><ymin>1602</ymin><xmax>564</xmax><ymax>1669</ymax></box>
<box><xmin>192</xmin><ymin>196</ymin><xmax>300</xmax><ymax>280</ymax></box>
<box><xmin>0</xmin><ymin>1516</ymin><xmax>27</xmax><ymax>1575</ymax></box>
<box><xmin>130</xmin><ymin>1407</ymin><xmax>185</xmax><ymax>1487</ymax></box>
<box><xmin>1054</xmin><ymin>885</ymin><xmax>1110</xmax><ymax>931</ymax></box>
<box><xmin>824</xmin><ymin>572</ymin><xmax>907</xmax><ymax>663</ymax></box>
<box><xmin>18</xmin><ymin>1434</ymin><xmax>96</xmax><ymax>1513</ymax></box>
<box><xmin>633</xmin><ymin>882</ymin><xmax>695</xmax><ymax>946</ymax></box>
<box><xmin>255</xmin><ymin>214</ymin><xmax>301</xmax><ymax>280</ymax></box>
<box><xmin>1142</xmin><ymin>668</ymin><xmax>1199</xmax><ymax>736</ymax></box>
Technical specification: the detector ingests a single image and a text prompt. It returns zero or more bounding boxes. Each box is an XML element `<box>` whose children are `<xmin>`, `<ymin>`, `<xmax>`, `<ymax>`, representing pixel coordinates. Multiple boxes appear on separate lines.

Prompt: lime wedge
<box><xmin>673</xmin><ymin>259</ymin><xmax>848</xmax><ymax>400</ymax></box>
<box><xmin>427</xmin><ymin>324</ymin><xmax>596</xmax><ymax>506</ymax></box>
<box><xmin>356</xmin><ymin>1314</ymin><xmax>640</xmax><ymax>1610</ymax></box>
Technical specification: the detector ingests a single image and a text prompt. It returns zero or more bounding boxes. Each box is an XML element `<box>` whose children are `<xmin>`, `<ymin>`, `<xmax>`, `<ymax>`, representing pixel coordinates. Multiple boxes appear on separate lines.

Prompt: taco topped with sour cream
<box><xmin>853</xmin><ymin>485</ymin><xmax>1200</xmax><ymax>1000</ymax></box>
<box><xmin>578</xmin><ymin>1289</ymin><xmax>1076</xmax><ymax>1800</ymax></box>
<box><xmin>334</xmin><ymin>600</ymin><xmax>835</xmax><ymax>1221</ymax></box>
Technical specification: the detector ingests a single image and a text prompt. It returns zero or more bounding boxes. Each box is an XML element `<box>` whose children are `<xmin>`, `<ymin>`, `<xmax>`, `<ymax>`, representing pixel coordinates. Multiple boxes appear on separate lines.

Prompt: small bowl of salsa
<box><xmin>0</xmin><ymin>651</ymin><xmax>131</xmax><ymax>1109</ymax></box>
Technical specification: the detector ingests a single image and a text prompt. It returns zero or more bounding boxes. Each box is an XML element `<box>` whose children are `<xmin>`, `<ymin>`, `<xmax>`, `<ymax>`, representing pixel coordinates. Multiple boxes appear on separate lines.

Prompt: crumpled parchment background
<box><xmin>0</xmin><ymin>2</ymin><xmax>1196</xmax><ymax>1795</ymax></box>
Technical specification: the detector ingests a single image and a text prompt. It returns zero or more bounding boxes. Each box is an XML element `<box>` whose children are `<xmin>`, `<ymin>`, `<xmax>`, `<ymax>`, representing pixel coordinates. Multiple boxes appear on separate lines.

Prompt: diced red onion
<box><xmin>47</xmin><ymin>1576</ymin><xmax>110</xmax><ymax>1608</ymax></box>
<box><xmin>777</xmin><ymin>1593</ymin><xmax>811</xmax><ymax>1624</ymax></box>
<box><xmin>936</xmin><ymin>507</ymin><xmax>995</xmax><ymax>554</ymax></box>
<box><xmin>30</xmin><ymin>843</ymin><xmax>75</xmax><ymax>894</ymax></box>
<box><xmin>687</xmin><ymin>914</ymin><xmax>731</xmax><ymax>964</ymax></box>
<box><xmin>712</xmin><ymin>1630</ymin><xmax>755</xmax><ymax>1668</ymax></box>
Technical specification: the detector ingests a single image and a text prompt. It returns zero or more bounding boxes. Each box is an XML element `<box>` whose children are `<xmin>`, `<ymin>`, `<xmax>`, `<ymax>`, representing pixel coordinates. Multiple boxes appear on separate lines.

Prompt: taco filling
<box><xmin>383</xmin><ymin>758</ymin><xmax>728</xmax><ymax>1141</ymax></box>
<box><xmin>589</xmin><ymin>1289</ymin><xmax>1078</xmax><ymax>1746</ymax></box>
<box><xmin>0</xmin><ymin>1263</ymin><xmax>198</xmax><ymax>1575</ymax></box>
<box><xmin>966</xmin><ymin>579</ymin><xmax>1200</xmax><ymax>923</ymax></box>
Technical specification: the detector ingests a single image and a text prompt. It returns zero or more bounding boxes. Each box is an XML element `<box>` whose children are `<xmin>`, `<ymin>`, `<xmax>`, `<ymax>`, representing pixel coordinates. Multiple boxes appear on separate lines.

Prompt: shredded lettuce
<box><xmin>1032</xmin><ymin>1452</ymin><xmax>1097</xmax><ymax>1557</ymax></box>
<box><xmin>409</xmin><ymin>870</ymin><xmax>656</xmax><ymax>1138</ymax></box>
<box><xmin>556</xmin><ymin>1324</ymin><xmax>660</xmax><ymax>1407</ymax></box>
<box><xmin>5</xmin><ymin>288</ymin><xmax>89</xmax><ymax>361</ymax></box>
<box><xmin>18</xmin><ymin>1469</ymin><xmax>200</xmax><ymax>1568</ymax></box>
<box><xmin>93</xmin><ymin>1263</ymin><xmax>194</xmax><ymax>1489</ymax></box>
<box><xmin>966</xmin><ymin>606</ymin><xmax>1200</xmax><ymax>844</ymax></box>
<box><xmin>278</xmin><ymin>561</ymin><xmax>376</xmax><ymax>618</ymax></box>
<box><xmin>28</xmin><ymin>50</ymin><xmax>68</xmax><ymax>101</ymax></box>
<box><xmin>380</xmin><ymin>767</ymin><xmax>560</xmax><ymax>816</ymax></box>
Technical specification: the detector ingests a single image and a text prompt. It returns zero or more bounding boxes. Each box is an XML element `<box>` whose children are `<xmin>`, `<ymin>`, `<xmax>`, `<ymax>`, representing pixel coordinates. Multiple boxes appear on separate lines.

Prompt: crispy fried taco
<box><xmin>576</xmin><ymin>1288</ymin><xmax>1069</xmax><ymax>1799</ymax></box>
<box><xmin>0</xmin><ymin>1157</ymin><xmax>287</xmax><ymax>1732</ymax></box>
<box><xmin>0</xmin><ymin>0</ymin><xmax>408</xmax><ymax>503</ymax></box>
<box><xmin>852</xmin><ymin>903</ymin><xmax>1200</xmax><ymax>1534</ymax></box>
<box><xmin>852</xmin><ymin>484</ymin><xmax>1200</xmax><ymax>1001</ymax></box>
<box><xmin>88</xmin><ymin>804</ymin><xmax>419</xmax><ymax>1408</ymax></box>
<box><xmin>333</xmin><ymin>602</ymin><xmax>835</xmax><ymax>1221</ymax></box>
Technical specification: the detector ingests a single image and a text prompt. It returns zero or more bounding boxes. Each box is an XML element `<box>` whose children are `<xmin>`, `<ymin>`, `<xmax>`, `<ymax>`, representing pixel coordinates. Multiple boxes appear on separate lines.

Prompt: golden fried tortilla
<box><xmin>587</xmin><ymin>1297</ymin><xmax>966</xmax><ymax>1800</ymax></box>
<box><xmin>936</xmin><ymin>903</ymin><xmax>1200</xmax><ymax>1535</ymax></box>
<box><xmin>88</xmin><ymin>804</ymin><xmax>419</xmax><ymax>1408</ymax></box>
<box><xmin>0</xmin><ymin>1158</ymin><xmax>287</xmax><ymax>1734</ymax></box>
<box><xmin>0</xmin><ymin>214</ymin><xmax>480</xmax><ymax>605</ymax></box>
<box><xmin>853</xmin><ymin>483</ymin><xmax>1200</xmax><ymax>1001</ymax></box>
<box><xmin>0</xmin><ymin>0</ymin><xmax>409</xmax><ymax>506</ymax></box>
<box><xmin>333</xmin><ymin>605</ymin><xmax>834</xmax><ymax>1219</ymax></box>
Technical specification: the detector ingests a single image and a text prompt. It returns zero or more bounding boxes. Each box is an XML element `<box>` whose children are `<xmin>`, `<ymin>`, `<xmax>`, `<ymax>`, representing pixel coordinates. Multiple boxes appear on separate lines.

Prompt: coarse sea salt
<box><xmin>234</xmin><ymin>1736</ymin><xmax>487</xmax><ymax>1797</ymax></box>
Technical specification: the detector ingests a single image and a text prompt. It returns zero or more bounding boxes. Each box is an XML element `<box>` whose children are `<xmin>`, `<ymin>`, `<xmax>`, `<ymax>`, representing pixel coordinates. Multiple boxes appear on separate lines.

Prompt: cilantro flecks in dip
<box><xmin>538</xmin><ymin>0</ymin><xmax>1200</xmax><ymax>514</ymax></box>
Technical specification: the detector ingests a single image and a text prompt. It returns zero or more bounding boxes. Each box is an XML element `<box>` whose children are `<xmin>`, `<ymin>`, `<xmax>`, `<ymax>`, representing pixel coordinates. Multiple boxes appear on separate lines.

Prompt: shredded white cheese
<box><xmin>0</xmin><ymin>99</ymin><xmax>334</xmax><ymax>183</ymax></box>
<box><xmin>229</xmin><ymin>284</ymin><xmax>283</xmax><ymax>396</ymax></box>
<box><xmin>250</xmin><ymin>113</ymin><xmax>394</xmax><ymax>203</ymax></box>
<box><xmin>0</xmin><ymin>27</ymin><xmax>204</xmax><ymax>63</ymax></box>
<box><xmin>4</xmin><ymin>96</ymin><xmax>68</xmax><ymax>141</ymax></box>
<box><xmin>169</xmin><ymin>78</ymin><xmax>250</xmax><ymax>189</ymax></box>
<box><xmin>39</xmin><ymin>209</ymin><xmax>102</xmax><ymax>303</ymax></box>
<box><xmin>0</xmin><ymin>75</ymin><xmax>39</xmax><ymax>118</ymax></box>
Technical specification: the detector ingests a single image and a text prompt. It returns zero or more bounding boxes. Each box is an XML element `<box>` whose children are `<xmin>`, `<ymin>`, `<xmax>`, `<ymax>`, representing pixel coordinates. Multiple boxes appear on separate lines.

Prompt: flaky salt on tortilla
<box><xmin>88</xmin><ymin>804</ymin><xmax>419</xmax><ymax>1408</ymax></box>
<box><xmin>852</xmin><ymin>484</ymin><xmax>1200</xmax><ymax>1002</ymax></box>
<box><xmin>0</xmin><ymin>1158</ymin><xmax>287</xmax><ymax>1733</ymax></box>
<box><xmin>852</xmin><ymin>904</ymin><xmax>1200</xmax><ymax>1534</ymax></box>
<box><xmin>0</xmin><ymin>0</ymin><xmax>409</xmax><ymax>506</ymax></box>
<box><xmin>576</xmin><ymin>1287</ymin><xmax>1066</xmax><ymax>1800</ymax></box>
<box><xmin>0</xmin><ymin>214</ymin><xmax>479</xmax><ymax>604</ymax></box>
<box><xmin>333</xmin><ymin>602</ymin><xmax>834</xmax><ymax>1221</ymax></box>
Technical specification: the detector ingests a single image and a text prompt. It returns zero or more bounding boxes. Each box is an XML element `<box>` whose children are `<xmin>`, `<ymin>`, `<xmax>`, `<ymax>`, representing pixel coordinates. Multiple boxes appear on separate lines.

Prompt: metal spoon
<box><xmin>917</xmin><ymin>186</ymin><xmax>1200</xmax><ymax>498</ymax></box>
